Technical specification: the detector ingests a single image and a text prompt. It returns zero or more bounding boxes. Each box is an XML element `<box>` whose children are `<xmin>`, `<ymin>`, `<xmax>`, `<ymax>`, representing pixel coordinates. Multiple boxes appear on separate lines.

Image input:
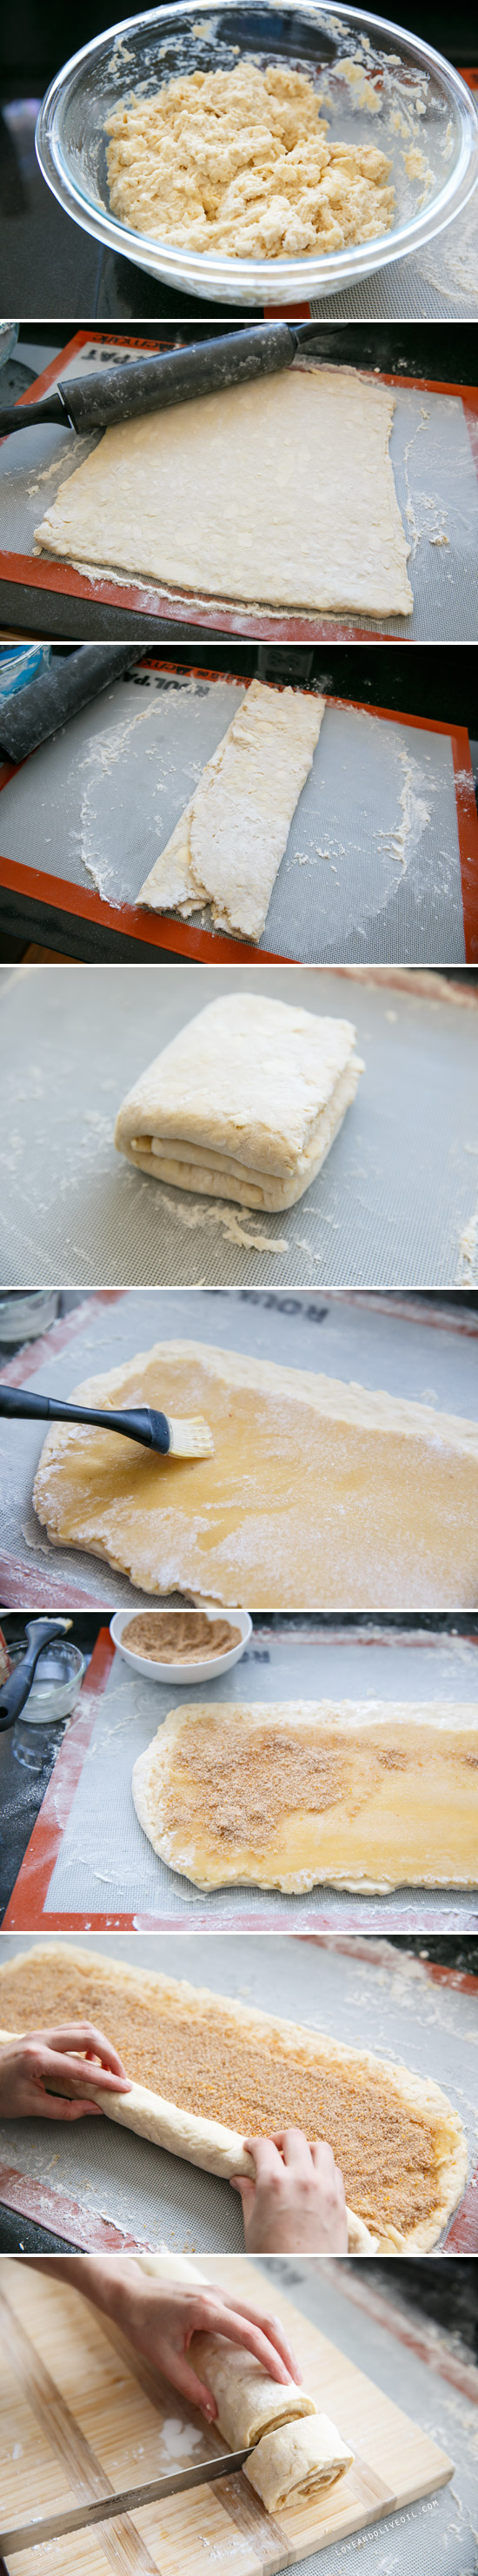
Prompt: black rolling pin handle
<box><xmin>0</xmin><ymin>647</ymin><xmax>143</xmax><ymax>767</ymax></box>
<box><xmin>0</xmin><ymin>1389</ymin><xmax>170</xmax><ymax>1451</ymax></box>
<box><xmin>0</xmin><ymin>390</ymin><xmax>70</xmax><ymax>436</ymax></box>
<box><xmin>61</xmin><ymin>324</ymin><xmax>296</xmax><ymax>433</ymax></box>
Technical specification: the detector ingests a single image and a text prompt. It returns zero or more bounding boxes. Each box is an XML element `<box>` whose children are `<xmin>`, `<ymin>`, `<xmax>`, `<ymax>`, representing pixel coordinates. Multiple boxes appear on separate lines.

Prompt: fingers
<box><xmin>163</xmin><ymin>2350</ymin><xmax>217</xmax><ymax>2420</ymax></box>
<box><xmin>28</xmin><ymin>2091</ymin><xmax>103</xmax><ymax>2121</ymax></box>
<box><xmin>310</xmin><ymin>2141</ymin><xmax>347</xmax><ymax>2204</ymax></box>
<box><xmin>219</xmin><ymin>2292</ymin><xmax>301</xmax><ymax>2384</ymax></box>
<box><xmin>271</xmin><ymin>2130</ymin><xmax>316</xmax><ymax>2171</ymax></box>
<box><xmin>189</xmin><ymin>2293</ymin><xmax>293</xmax><ymax>2387</ymax></box>
<box><xmin>242</xmin><ymin>2136</ymin><xmax>284</xmax><ymax>2183</ymax></box>
<box><xmin>43</xmin><ymin>2027</ymin><xmax>130</xmax><ymax>2087</ymax></box>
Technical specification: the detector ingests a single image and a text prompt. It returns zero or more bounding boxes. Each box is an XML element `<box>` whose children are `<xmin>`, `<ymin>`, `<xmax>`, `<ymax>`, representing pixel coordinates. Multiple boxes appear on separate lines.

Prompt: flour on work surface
<box><xmin>105</xmin><ymin>60</ymin><xmax>395</xmax><ymax>257</ymax></box>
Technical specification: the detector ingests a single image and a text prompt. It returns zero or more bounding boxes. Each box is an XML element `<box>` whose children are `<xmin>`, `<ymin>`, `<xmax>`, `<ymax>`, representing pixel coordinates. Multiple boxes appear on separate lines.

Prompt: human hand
<box><xmin>0</xmin><ymin>2026</ymin><xmax>131</xmax><ymax>2121</ymax></box>
<box><xmin>231</xmin><ymin>2131</ymin><xmax>349</xmax><ymax>2254</ymax></box>
<box><xmin>96</xmin><ymin>2269</ymin><xmax>302</xmax><ymax>2418</ymax></box>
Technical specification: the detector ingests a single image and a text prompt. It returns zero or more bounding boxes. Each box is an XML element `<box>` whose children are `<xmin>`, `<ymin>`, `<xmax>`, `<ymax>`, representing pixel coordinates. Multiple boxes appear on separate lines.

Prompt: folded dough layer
<box><xmin>115</xmin><ymin>992</ymin><xmax>363</xmax><ymax>1211</ymax></box>
<box><xmin>132</xmin><ymin>1696</ymin><xmax>478</xmax><ymax>1893</ymax></box>
<box><xmin>137</xmin><ymin>680</ymin><xmax>324</xmax><ymax>939</ymax></box>
<box><xmin>34</xmin><ymin>365</ymin><xmax>413</xmax><ymax>621</ymax></box>
<box><xmin>244</xmin><ymin>2413</ymin><xmax>354</xmax><ymax>2511</ymax></box>
<box><xmin>0</xmin><ymin>1945</ymin><xmax>467</xmax><ymax>2254</ymax></box>
<box><xmin>31</xmin><ymin>1338</ymin><xmax>478</xmax><ymax>1609</ymax></box>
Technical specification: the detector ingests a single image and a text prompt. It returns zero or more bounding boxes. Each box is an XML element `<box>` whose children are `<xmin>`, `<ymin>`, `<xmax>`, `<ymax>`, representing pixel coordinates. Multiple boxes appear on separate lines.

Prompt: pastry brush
<box><xmin>0</xmin><ymin>1385</ymin><xmax>213</xmax><ymax>1457</ymax></box>
<box><xmin>0</xmin><ymin>321</ymin><xmax>320</xmax><ymax>438</ymax></box>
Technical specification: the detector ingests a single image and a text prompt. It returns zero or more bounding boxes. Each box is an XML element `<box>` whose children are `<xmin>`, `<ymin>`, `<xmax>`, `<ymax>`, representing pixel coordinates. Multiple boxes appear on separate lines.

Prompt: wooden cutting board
<box><xmin>0</xmin><ymin>2257</ymin><xmax>453</xmax><ymax>2574</ymax></box>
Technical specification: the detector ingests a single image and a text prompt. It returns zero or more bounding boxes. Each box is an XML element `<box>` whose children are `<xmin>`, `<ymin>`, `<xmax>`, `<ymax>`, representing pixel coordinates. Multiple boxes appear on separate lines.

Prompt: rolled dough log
<box><xmin>244</xmin><ymin>2413</ymin><xmax>355</xmax><ymax>2509</ymax></box>
<box><xmin>31</xmin><ymin>1338</ymin><xmax>478</xmax><ymax>1608</ymax></box>
<box><xmin>137</xmin><ymin>681</ymin><xmax>324</xmax><ymax>939</ymax></box>
<box><xmin>34</xmin><ymin>366</ymin><xmax>414</xmax><ymax>621</ymax></box>
<box><xmin>115</xmin><ymin>991</ymin><xmax>363</xmax><ymax>1209</ymax></box>
<box><xmin>0</xmin><ymin>2026</ymin><xmax>376</xmax><ymax>2253</ymax></box>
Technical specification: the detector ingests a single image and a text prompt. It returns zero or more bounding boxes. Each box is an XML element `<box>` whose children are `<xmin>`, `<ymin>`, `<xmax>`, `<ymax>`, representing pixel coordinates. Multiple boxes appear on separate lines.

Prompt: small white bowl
<box><xmin>110</xmin><ymin>1608</ymin><xmax>252</xmax><ymax>1683</ymax></box>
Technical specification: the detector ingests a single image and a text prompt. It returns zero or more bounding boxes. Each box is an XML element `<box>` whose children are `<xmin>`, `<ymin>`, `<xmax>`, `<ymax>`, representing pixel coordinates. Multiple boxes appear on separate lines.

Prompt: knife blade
<box><xmin>0</xmin><ymin>2447</ymin><xmax>253</xmax><ymax>2553</ymax></box>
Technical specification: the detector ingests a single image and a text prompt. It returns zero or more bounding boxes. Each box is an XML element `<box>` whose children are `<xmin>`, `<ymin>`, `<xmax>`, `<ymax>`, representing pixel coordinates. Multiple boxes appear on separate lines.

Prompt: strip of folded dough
<box><xmin>137</xmin><ymin>681</ymin><xmax>324</xmax><ymax>940</ymax></box>
<box><xmin>244</xmin><ymin>2414</ymin><xmax>355</xmax><ymax>2511</ymax></box>
<box><xmin>31</xmin><ymin>1338</ymin><xmax>478</xmax><ymax>1609</ymax></box>
<box><xmin>0</xmin><ymin>1946</ymin><xmax>467</xmax><ymax>2253</ymax></box>
<box><xmin>0</xmin><ymin>2023</ymin><xmax>375</xmax><ymax>2254</ymax></box>
<box><xmin>131</xmin><ymin>1696</ymin><xmax>478</xmax><ymax>1892</ymax></box>
<box><xmin>34</xmin><ymin>366</ymin><xmax>413</xmax><ymax>621</ymax></box>
<box><xmin>115</xmin><ymin>991</ymin><xmax>363</xmax><ymax>1211</ymax></box>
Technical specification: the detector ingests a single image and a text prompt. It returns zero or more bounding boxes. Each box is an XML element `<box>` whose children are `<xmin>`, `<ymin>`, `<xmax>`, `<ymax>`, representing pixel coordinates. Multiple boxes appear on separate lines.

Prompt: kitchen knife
<box><xmin>0</xmin><ymin>2448</ymin><xmax>254</xmax><ymax>2551</ymax></box>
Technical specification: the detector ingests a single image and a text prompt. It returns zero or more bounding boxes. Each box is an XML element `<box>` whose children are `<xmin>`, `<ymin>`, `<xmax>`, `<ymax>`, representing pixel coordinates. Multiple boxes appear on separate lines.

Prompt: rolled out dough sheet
<box><xmin>137</xmin><ymin>681</ymin><xmax>325</xmax><ymax>939</ymax></box>
<box><xmin>130</xmin><ymin>1696</ymin><xmax>478</xmax><ymax>1894</ymax></box>
<box><xmin>31</xmin><ymin>1338</ymin><xmax>478</xmax><ymax>1610</ymax></box>
<box><xmin>115</xmin><ymin>990</ymin><xmax>362</xmax><ymax>1208</ymax></box>
<box><xmin>0</xmin><ymin>1945</ymin><xmax>467</xmax><ymax>2254</ymax></box>
<box><xmin>34</xmin><ymin>366</ymin><xmax>414</xmax><ymax>621</ymax></box>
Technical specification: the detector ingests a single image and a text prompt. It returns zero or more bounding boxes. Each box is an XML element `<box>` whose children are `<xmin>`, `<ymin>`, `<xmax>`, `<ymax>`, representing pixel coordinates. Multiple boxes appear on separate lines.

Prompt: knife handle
<box><xmin>63</xmin><ymin>324</ymin><xmax>295</xmax><ymax>432</ymax></box>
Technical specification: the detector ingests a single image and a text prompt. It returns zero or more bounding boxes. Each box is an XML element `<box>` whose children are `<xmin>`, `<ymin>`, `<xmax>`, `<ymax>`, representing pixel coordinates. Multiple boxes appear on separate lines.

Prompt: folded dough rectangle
<box><xmin>115</xmin><ymin>991</ymin><xmax>363</xmax><ymax>1210</ymax></box>
<box><xmin>137</xmin><ymin>679</ymin><xmax>324</xmax><ymax>939</ymax></box>
<box><xmin>31</xmin><ymin>1338</ymin><xmax>478</xmax><ymax>1609</ymax></box>
<box><xmin>0</xmin><ymin>1942</ymin><xmax>467</xmax><ymax>2251</ymax></box>
<box><xmin>34</xmin><ymin>365</ymin><xmax>413</xmax><ymax>621</ymax></box>
<box><xmin>131</xmin><ymin>1696</ymin><xmax>478</xmax><ymax>1895</ymax></box>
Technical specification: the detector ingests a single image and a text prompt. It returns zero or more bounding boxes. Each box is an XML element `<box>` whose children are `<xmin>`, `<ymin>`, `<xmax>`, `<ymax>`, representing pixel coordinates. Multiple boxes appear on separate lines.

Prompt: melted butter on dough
<box><xmin>106</xmin><ymin>59</ymin><xmax>395</xmax><ymax>257</ymax></box>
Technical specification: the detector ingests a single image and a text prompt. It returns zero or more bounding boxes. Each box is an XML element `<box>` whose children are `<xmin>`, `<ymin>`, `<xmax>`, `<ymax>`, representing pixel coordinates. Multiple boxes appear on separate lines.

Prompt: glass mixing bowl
<box><xmin>36</xmin><ymin>1</ymin><xmax>478</xmax><ymax>308</ymax></box>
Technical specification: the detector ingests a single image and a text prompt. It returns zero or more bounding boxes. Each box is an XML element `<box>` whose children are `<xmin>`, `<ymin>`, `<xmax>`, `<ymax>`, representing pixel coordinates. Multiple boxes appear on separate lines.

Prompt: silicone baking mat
<box><xmin>1</xmin><ymin>1288</ymin><xmax>478</xmax><ymax>1607</ymax></box>
<box><xmin>0</xmin><ymin>1930</ymin><xmax>476</xmax><ymax>2252</ymax></box>
<box><xmin>3</xmin><ymin>1618</ymin><xmax>478</xmax><ymax>1934</ymax></box>
<box><xmin>2</xmin><ymin>965</ymin><xmax>478</xmax><ymax>1290</ymax></box>
<box><xmin>1</xmin><ymin>658</ymin><xmax>476</xmax><ymax>966</ymax></box>
<box><xmin>0</xmin><ymin>1286</ymin><xmax>477</xmax><ymax>1610</ymax></box>
<box><xmin>1</xmin><ymin>334</ymin><xmax>477</xmax><ymax>641</ymax></box>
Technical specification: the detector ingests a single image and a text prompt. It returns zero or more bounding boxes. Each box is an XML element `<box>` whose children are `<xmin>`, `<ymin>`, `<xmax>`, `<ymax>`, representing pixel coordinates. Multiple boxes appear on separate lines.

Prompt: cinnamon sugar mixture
<box><xmin>0</xmin><ymin>1955</ymin><xmax>442</xmax><ymax>2234</ymax></box>
<box><xmin>123</xmin><ymin>1613</ymin><xmax>242</xmax><ymax>1662</ymax></box>
<box><xmin>162</xmin><ymin>1719</ymin><xmax>458</xmax><ymax>1842</ymax></box>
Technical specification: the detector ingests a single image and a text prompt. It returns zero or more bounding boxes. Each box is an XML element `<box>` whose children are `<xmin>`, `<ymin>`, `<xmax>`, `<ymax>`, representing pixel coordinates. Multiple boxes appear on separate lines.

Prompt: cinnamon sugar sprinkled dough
<box><xmin>0</xmin><ymin>1947</ymin><xmax>466</xmax><ymax>2247</ymax></box>
<box><xmin>105</xmin><ymin>61</ymin><xmax>395</xmax><ymax>258</ymax></box>
<box><xmin>123</xmin><ymin>1612</ymin><xmax>242</xmax><ymax>1661</ymax></box>
<box><xmin>132</xmin><ymin>1698</ymin><xmax>478</xmax><ymax>1891</ymax></box>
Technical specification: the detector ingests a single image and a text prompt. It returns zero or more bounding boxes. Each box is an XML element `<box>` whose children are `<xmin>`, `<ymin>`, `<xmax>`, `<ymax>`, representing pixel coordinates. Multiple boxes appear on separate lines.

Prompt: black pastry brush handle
<box><xmin>0</xmin><ymin>1617</ymin><xmax>71</xmax><ymax>1730</ymax></box>
<box><xmin>0</xmin><ymin>1386</ymin><xmax>170</xmax><ymax>1451</ymax></box>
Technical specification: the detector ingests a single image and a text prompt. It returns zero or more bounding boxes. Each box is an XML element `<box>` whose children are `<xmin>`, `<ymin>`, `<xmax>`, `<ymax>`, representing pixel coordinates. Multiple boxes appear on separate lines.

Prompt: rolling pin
<box><xmin>0</xmin><ymin>321</ymin><xmax>319</xmax><ymax>441</ymax></box>
<box><xmin>0</xmin><ymin>645</ymin><xmax>143</xmax><ymax>763</ymax></box>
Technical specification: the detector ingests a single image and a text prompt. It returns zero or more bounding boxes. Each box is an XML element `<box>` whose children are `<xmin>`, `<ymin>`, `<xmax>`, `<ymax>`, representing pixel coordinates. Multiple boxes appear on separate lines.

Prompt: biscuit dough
<box><xmin>0</xmin><ymin>1946</ymin><xmax>467</xmax><ymax>2253</ymax></box>
<box><xmin>115</xmin><ymin>992</ymin><xmax>363</xmax><ymax>1208</ymax></box>
<box><xmin>137</xmin><ymin>681</ymin><xmax>324</xmax><ymax>938</ymax></box>
<box><xmin>31</xmin><ymin>1337</ymin><xmax>478</xmax><ymax>1609</ymax></box>
<box><xmin>106</xmin><ymin>60</ymin><xmax>395</xmax><ymax>259</ymax></box>
<box><xmin>34</xmin><ymin>366</ymin><xmax>414</xmax><ymax>622</ymax></box>
<box><xmin>244</xmin><ymin>2414</ymin><xmax>355</xmax><ymax>2510</ymax></box>
<box><xmin>131</xmin><ymin>1696</ymin><xmax>478</xmax><ymax>1894</ymax></box>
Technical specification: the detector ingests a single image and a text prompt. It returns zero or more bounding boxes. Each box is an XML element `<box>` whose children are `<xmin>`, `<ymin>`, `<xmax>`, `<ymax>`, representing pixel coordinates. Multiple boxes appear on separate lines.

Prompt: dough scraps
<box><xmin>137</xmin><ymin>681</ymin><xmax>324</xmax><ymax>938</ymax></box>
<box><xmin>131</xmin><ymin>1696</ymin><xmax>478</xmax><ymax>1894</ymax></box>
<box><xmin>244</xmin><ymin>2414</ymin><xmax>355</xmax><ymax>2510</ymax></box>
<box><xmin>34</xmin><ymin>365</ymin><xmax>414</xmax><ymax>621</ymax></box>
<box><xmin>115</xmin><ymin>990</ymin><xmax>363</xmax><ymax>1206</ymax></box>
<box><xmin>31</xmin><ymin>1338</ymin><xmax>478</xmax><ymax>1609</ymax></box>
<box><xmin>106</xmin><ymin>60</ymin><xmax>395</xmax><ymax>259</ymax></box>
<box><xmin>0</xmin><ymin>1945</ymin><xmax>468</xmax><ymax>2251</ymax></box>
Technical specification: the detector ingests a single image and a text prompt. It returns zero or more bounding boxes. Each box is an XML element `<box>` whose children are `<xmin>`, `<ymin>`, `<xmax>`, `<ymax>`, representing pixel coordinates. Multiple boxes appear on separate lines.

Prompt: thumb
<box><xmin>164</xmin><ymin>2353</ymin><xmax>218</xmax><ymax>2421</ymax></box>
<box><xmin>230</xmin><ymin>2177</ymin><xmax>255</xmax><ymax>2208</ymax></box>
